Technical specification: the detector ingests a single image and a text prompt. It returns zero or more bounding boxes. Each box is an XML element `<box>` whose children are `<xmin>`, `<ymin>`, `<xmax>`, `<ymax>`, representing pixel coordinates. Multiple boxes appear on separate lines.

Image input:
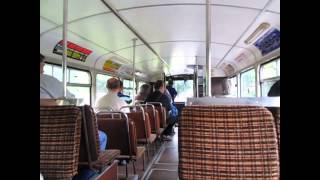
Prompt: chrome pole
<box><xmin>62</xmin><ymin>0</ymin><xmax>68</xmax><ymax>97</ymax></box>
<box><xmin>132</xmin><ymin>38</ymin><xmax>138</xmax><ymax>103</ymax></box>
<box><xmin>195</xmin><ymin>56</ymin><xmax>199</xmax><ymax>98</ymax></box>
<box><xmin>205</xmin><ymin>0</ymin><xmax>212</xmax><ymax>97</ymax></box>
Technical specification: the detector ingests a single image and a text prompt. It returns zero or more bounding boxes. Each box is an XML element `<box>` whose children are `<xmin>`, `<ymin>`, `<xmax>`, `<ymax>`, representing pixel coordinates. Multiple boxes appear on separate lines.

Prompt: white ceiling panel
<box><xmin>211</xmin><ymin>6</ymin><xmax>260</xmax><ymax>44</ymax></box>
<box><xmin>68</xmin><ymin>13</ymin><xmax>138</xmax><ymax>53</ymax></box>
<box><xmin>236</xmin><ymin>12</ymin><xmax>280</xmax><ymax>47</ymax></box>
<box><xmin>107</xmin><ymin>0</ymin><xmax>205</xmax><ymax>9</ymax></box>
<box><xmin>119</xmin><ymin>5</ymin><xmax>206</xmax><ymax>42</ymax></box>
<box><xmin>40</xmin><ymin>17</ymin><xmax>57</xmax><ymax>34</ymax></box>
<box><xmin>214</xmin><ymin>0</ymin><xmax>269</xmax><ymax>9</ymax></box>
<box><xmin>267</xmin><ymin>0</ymin><xmax>280</xmax><ymax>13</ymax></box>
<box><xmin>40</xmin><ymin>0</ymin><xmax>109</xmax><ymax>24</ymax></box>
<box><xmin>118</xmin><ymin>5</ymin><xmax>259</xmax><ymax>45</ymax></box>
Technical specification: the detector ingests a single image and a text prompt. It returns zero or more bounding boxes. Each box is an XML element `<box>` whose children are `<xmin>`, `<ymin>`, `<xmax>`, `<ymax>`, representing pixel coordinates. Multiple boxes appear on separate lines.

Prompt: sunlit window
<box><xmin>260</xmin><ymin>58</ymin><xmax>280</xmax><ymax>97</ymax></box>
<box><xmin>228</xmin><ymin>76</ymin><xmax>237</xmax><ymax>97</ymax></box>
<box><xmin>123</xmin><ymin>79</ymin><xmax>134</xmax><ymax>100</ymax></box>
<box><xmin>42</xmin><ymin>63</ymin><xmax>91</xmax><ymax>105</ymax></box>
<box><xmin>172</xmin><ymin>80</ymin><xmax>194</xmax><ymax>102</ymax></box>
<box><xmin>96</xmin><ymin>74</ymin><xmax>112</xmax><ymax>102</ymax></box>
<box><xmin>240</xmin><ymin>69</ymin><xmax>256</xmax><ymax>97</ymax></box>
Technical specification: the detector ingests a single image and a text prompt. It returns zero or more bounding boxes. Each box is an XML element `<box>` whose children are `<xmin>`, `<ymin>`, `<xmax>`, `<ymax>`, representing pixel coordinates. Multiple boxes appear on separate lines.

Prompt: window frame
<box><xmin>259</xmin><ymin>57</ymin><xmax>280</xmax><ymax>96</ymax></box>
<box><xmin>44</xmin><ymin>62</ymin><xmax>92</xmax><ymax>105</ymax></box>
<box><xmin>240</xmin><ymin>67</ymin><xmax>256</xmax><ymax>97</ymax></box>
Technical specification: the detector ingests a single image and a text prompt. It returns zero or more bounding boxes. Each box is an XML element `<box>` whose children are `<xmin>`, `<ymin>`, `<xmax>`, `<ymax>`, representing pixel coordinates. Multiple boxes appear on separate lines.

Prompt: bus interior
<box><xmin>40</xmin><ymin>0</ymin><xmax>280</xmax><ymax>179</ymax></box>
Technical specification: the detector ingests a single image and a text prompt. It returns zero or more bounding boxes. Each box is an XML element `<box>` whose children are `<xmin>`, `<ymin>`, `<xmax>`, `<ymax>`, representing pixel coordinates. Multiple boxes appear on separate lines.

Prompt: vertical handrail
<box><xmin>205</xmin><ymin>0</ymin><xmax>212</xmax><ymax>97</ymax></box>
<box><xmin>132</xmin><ymin>38</ymin><xmax>138</xmax><ymax>103</ymax></box>
<box><xmin>62</xmin><ymin>0</ymin><xmax>68</xmax><ymax>97</ymax></box>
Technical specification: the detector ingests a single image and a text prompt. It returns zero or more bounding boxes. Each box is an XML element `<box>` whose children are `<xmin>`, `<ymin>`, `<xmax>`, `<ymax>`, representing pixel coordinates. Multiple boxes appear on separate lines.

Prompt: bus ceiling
<box><xmin>40</xmin><ymin>0</ymin><xmax>280</xmax><ymax>80</ymax></box>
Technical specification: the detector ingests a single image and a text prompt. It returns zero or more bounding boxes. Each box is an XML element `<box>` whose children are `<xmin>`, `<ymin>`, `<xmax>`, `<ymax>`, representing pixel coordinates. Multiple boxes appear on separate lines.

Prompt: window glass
<box><xmin>260</xmin><ymin>58</ymin><xmax>280</xmax><ymax>97</ymax></box>
<box><xmin>261</xmin><ymin>81</ymin><xmax>277</xmax><ymax>97</ymax></box>
<box><xmin>229</xmin><ymin>76</ymin><xmax>237</xmax><ymax>97</ymax></box>
<box><xmin>52</xmin><ymin>65</ymin><xmax>63</xmax><ymax>82</ymax></box>
<box><xmin>173</xmin><ymin>80</ymin><xmax>194</xmax><ymax>102</ymax></box>
<box><xmin>69</xmin><ymin>69</ymin><xmax>90</xmax><ymax>84</ymax></box>
<box><xmin>43</xmin><ymin>63</ymin><xmax>53</xmax><ymax>76</ymax></box>
<box><xmin>67</xmin><ymin>86</ymin><xmax>90</xmax><ymax>105</ymax></box>
<box><xmin>260</xmin><ymin>59</ymin><xmax>280</xmax><ymax>80</ymax></box>
<box><xmin>96</xmin><ymin>74</ymin><xmax>112</xmax><ymax>101</ymax></box>
<box><xmin>123</xmin><ymin>79</ymin><xmax>134</xmax><ymax>99</ymax></box>
<box><xmin>241</xmin><ymin>69</ymin><xmax>256</xmax><ymax>97</ymax></box>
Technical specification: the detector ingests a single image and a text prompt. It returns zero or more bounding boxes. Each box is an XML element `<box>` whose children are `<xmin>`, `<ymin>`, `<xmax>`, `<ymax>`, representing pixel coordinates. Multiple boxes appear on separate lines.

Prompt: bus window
<box><xmin>240</xmin><ymin>68</ymin><xmax>256</xmax><ymax>97</ymax></box>
<box><xmin>123</xmin><ymin>79</ymin><xmax>134</xmax><ymax>100</ymax></box>
<box><xmin>96</xmin><ymin>74</ymin><xmax>112</xmax><ymax>101</ymax></box>
<box><xmin>66</xmin><ymin>69</ymin><xmax>91</xmax><ymax>105</ymax></box>
<box><xmin>260</xmin><ymin>58</ymin><xmax>280</xmax><ymax>97</ymax></box>
<box><xmin>43</xmin><ymin>63</ymin><xmax>91</xmax><ymax>105</ymax></box>
<box><xmin>173</xmin><ymin>80</ymin><xmax>194</xmax><ymax>102</ymax></box>
<box><xmin>228</xmin><ymin>76</ymin><xmax>237</xmax><ymax>97</ymax></box>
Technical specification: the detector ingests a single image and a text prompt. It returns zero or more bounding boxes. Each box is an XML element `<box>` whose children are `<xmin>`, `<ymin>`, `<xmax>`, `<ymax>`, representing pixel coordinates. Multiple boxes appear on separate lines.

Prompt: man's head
<box><xmin>107</xmin><ymin>78</ymin><xmax>121</xmax><ymax>93</ymax></box>
<box><xmin>154</xmin><ymin>80</ymin><xmax>165</xmax><ymax>93</ymax></box>
<box><xmin>168</xmin><ymin>80</ymin><xmax>173</xmax><ymax>86</ymax></box>
<box><xmin>40</xmin><ymin>53</ymin><xmax>45</xmax><ymax>74</ymax></box>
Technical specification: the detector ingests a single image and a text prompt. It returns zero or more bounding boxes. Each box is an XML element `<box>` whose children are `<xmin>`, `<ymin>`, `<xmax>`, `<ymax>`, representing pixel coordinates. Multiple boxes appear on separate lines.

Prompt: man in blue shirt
<box><xmin>166</xmin><ymin>80</ymin><xmax>177</xmax><ymax>102</ymax></box>
<box><xmin>118</xmin><ymin>80</ymin><xmax>132</xmax><ymax>104</ymax></box>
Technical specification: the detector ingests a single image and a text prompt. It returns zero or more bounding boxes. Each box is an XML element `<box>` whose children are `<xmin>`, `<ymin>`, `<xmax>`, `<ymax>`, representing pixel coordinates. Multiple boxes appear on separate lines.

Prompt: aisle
<box><xmin>143</xmin><ymin>127</ymin><xmax>179</xmax><ymax>180</ymax></box>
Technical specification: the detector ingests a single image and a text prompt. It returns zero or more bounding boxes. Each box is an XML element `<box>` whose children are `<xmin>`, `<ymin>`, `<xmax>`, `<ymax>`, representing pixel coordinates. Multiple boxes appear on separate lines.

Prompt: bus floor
<box><xmin>118</xmin><ymin>127</ymin><xmax>179</xmax><ymax>180</ymax></box>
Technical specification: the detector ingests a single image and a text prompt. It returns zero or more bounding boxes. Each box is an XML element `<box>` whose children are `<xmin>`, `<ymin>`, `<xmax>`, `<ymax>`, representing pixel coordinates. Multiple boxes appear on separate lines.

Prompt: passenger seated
<box><xmin>135</xmin><ymin>84</ymin><xmax>151</xmax><ymax>102</ymax></box>
<box><xmin>268</xmin><ymin>80</ymin><xmax>280</xmax><ymax>97</ymax></box>
<box><xmin>118</xmin><ymin>80</ymin><xmax>132</xmax><ymax>104</ymax></box>
<box><xmin>95</xmin><ymin>77</ymin><xmax>127</xmax><ymax>111</ymax></box>
<box><xmin>146</xmin><ymin>80</ymin><xmax>178</xmax><ymax>140</ymax></box>
<box><xmin>40</xmin><ymin>53</ymin><xmax>107</xmax><ymax>151</ymax></box>
<box><xmin>40</xmin><ymin>54</ymin><xmax>74</xmax><ymax>99</ymax></box>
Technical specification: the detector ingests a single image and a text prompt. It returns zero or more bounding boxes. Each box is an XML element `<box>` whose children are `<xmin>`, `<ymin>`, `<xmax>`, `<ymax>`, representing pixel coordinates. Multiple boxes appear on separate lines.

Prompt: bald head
<box><xmin>107</xmin><ymin>78</ymin><xmax>121</xmax><ymax>93</ymax></box>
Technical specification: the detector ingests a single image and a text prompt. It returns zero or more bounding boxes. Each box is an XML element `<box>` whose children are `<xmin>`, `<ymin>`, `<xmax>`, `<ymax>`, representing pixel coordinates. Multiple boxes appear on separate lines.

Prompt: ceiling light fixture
<box><xmin>244</xmin><ymin>22</ymin><xmax>270</xmax><ymax>44</ymax></box>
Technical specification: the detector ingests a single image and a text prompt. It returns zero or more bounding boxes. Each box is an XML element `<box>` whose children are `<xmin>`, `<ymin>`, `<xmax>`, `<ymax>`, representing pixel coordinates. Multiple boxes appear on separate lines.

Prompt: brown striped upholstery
<box><xmin>40</xmin><ymin>106</ymin><xmax>82</xmax><ymax>180</ymax></box>
<box><xmin>179</xmin><ymin>105</ymin><xmax>279</xmax><ymax>180</ymax></box>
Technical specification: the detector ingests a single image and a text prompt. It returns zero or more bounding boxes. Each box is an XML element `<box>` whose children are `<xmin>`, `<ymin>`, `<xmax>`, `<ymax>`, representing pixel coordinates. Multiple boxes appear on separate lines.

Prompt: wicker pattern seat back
<box><xmin>179</xmin><ymin>105</ymin><xmax>279</xmax><ymax>180</ymax></box>
<box><xmin>40</xmin><ymin>106</ymin><xmax>82</xmax><ymax>180</ymax></box>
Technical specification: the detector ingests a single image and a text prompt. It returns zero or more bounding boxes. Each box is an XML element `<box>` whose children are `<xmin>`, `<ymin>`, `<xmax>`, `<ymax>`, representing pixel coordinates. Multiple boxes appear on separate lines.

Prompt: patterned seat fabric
<box><xmin>40</xmin><ymin>106</ymin><xmax>82</xmax><ymax>180</ymax></box>
<box><xmin>179</xmin><ymin>105</ymin><xmax>279</xmax><ymax>180</ymax></box>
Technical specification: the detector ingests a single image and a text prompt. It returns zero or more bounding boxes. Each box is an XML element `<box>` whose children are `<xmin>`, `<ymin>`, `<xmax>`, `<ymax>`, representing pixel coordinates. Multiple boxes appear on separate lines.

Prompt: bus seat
<box><xmin>96</xmin><ymin>112</ymin><xmax>146</xmax><ymax>177</ymax></box>
<box><xmin>40</xmin><ymin>106</ymin><xmax>82</xmax><ymax>179</ymax></box>
<box><xmin>127</xmin><ymin>111</ymin><xmax>156</xmax><ymax>158</ymax></box>
<box><xmin>179</xmin><ymin>105</ymin><xmax>279</xmax><ymax>180</ymax></box>
<box><xmin>78</xmin><ymin>105</ymin><xmax>120</xmax><ymax>171</ymax></box>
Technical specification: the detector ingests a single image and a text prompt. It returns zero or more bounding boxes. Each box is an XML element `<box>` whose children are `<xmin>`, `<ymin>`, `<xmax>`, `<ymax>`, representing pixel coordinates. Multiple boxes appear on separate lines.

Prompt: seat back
<box><xmin>146</xmin><ymin>102</ymin><xmax>167</xmax><ymax>128</ymax></box>
<box><xmin>78</xmin><ymin>105</ymin><xmax>101</xmax><ymax>168</ymax></box>
<box><xmin>179</xmin><ymin>105</ymin><xmax>279</xmax><ymax>180</ymax></box>
<box><xmin>141</xmin><ymin>104</ymin><xmax>160</xmax><ymax>134</ymax></box>
<box><xmin>96</xmin><ymin>112</ymin><xmax>137</xmax><ymax>156</ymax></box>
<box><xmin>40</xmin><ymin>106</ymin><xmax>82</xmax><ymax>179</ymax></box>
<box><xmin>126</xmin><ymin>112</ymin><xmax>151</xmax><ymax>140</ymax></box>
